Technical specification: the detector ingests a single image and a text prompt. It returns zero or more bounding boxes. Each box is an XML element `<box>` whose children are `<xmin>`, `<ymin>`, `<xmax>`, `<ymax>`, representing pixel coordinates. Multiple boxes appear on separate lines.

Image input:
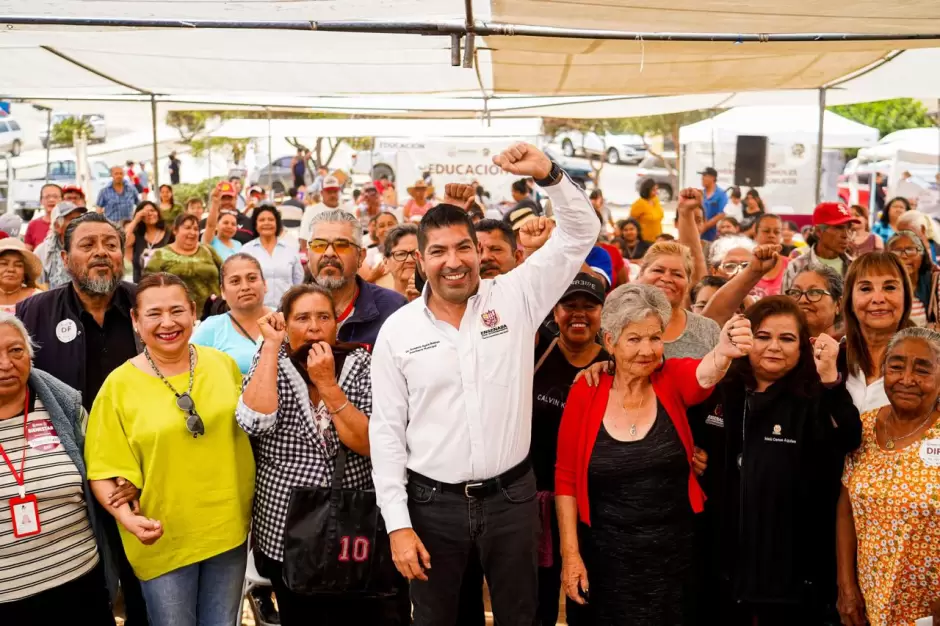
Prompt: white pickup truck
<box><xmin>8</xmin><ymin>159</ymin><xmax>111</xmax><ymax>218</ymax></box>
<box><xmin>554</xmin><ymin>130</ymin><xmax>648</xmax><ymax>165</ymax></box>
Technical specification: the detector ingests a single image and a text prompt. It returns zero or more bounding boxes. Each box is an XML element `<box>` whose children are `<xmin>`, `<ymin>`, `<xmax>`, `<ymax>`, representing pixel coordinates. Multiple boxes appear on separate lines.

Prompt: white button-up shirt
<box><xmin>241</xmin><ymin>238</ymin><xmax>305</xmax><ymax>308</ymax></box>
<box><xmin>369</xmin><ymin>176</ymin><xmax>599</xmax><ymax>532</ymax></box>
<box><xmin>846</xmin><ymin>369</ymin><xmax>889</xmax><ymax>413</ymax></box>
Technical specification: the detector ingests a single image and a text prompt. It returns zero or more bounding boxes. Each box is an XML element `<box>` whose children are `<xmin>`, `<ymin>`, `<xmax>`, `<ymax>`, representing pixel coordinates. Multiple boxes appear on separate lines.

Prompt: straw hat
<box><xmin>0</xmin><ymin>238</ymin><xmax>43</xmax><ymax>285</ymax></box>
<box><xmin>407</xmin><ymin>180</ymin><xmax>429</xmax><ymax>198</ymax></box>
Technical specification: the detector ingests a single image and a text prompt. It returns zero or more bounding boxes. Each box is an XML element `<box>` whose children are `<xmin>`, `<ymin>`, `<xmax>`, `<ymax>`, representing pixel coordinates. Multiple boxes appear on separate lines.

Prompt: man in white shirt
<box><xmin>298</xmin><ymin>175</ymin><xmax>348</xmax><ymax>250</ymax></box>
<box><xmin>369</xmin><ymin>143</ymin><xmax>599</xmax><ymax>625</ymax></box>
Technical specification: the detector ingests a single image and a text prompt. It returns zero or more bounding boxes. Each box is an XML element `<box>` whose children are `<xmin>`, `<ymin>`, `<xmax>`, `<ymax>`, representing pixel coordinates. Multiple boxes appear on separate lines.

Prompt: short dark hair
<box><xmin>39</xmin><ymin>183</ymin><xmax>62</xmax><ymax>200</ymax></box>
<box><xmin>589</xmin><ymin>189</ymin><xmax>603</xmax><ymax>201</ymax></box>
<box><xmin>173</xmin><ymin>213</ymin><xmax>199</xmax><ymax>231</ymax></box>
<box><xmin>474</xmin><ymin>218</ymin><xmax>516</xmax><ymax>249</ymax></box>
<box><xmin>134</xmin><ymin>272</ymin><xmax>193</xmax><ymax>311</ymax></box>
<box><xmin>251</xmin><ymin>204</ymin><xmax>283</xmax><ymax>237</ymax></box>
<box><xmin>383</xmin><ymin>223</ymin><xmax>419</xmax><ymax>258</ymax></box>
<box><xmin>280</xmin><ymin>284</ymin><xmax>334</xmax><ymax>318</ymax></box>
<box><xmin>64</xmin><ymin>212</ymin><xmax>125</xmax><ymax>252</ymax></box>
<box><xmin>619</xmin><ymin>217</ymin><xmax>643</xmax><ymax>240</ymax></box>
<box><xmin>729</xmin><ymin>186</ymin><xmax>742</xmax><ymax>200</ymax></box>
<box><xmin>133</xmin><ymin>201</ymin><xmax>165</xmax><ymax>238</ymax></box>
<box><xmin>228</xmin><ymin>175</ymin><xmax>241</xmax><ymax>183</ymax></box>
<box><xmin>219</xmin><ymin>252</ymin><xmax>264</xmax><ymax>285</ymax></box>
<box><xmin>511</xmin><ymin>179</ymin><xmax>529</xmax><ymax>196</ymax></box>
<box><xmin>783</xmin><ymin>220</ymin><xmax>799</xmax><ymax>232</ymax></box>
<box><xmin>185</xmin><ymin>196</ymin><xmax>204</xmax><ymax>209</ymax></box>
<box><xmin>754</xmin><ymin>213</ymin><xmax>781</xmax><ymax>231</ymax></box>
<box><xmin>690</xmin><ymin>275</ymin><xmax>728</xmax><ymax>303</ymax></box>
<box><xmin>719</xmin><ymin>216</ymin><xmax>741</xmax><ymax>229</ymax></box>
<box><xmin>638</xmin><ymin>178</ymin><xmax>657</xmax><ymax>200</ymax></box>
<box><xmin>288</xmin><ymin>187</ymin><xmax>299</xmax><ymax>198</ymax></box>
<box><xmin>418</xmin><ymin>203</ymin><xmax>477</xmax><ymax>251</ymax></box>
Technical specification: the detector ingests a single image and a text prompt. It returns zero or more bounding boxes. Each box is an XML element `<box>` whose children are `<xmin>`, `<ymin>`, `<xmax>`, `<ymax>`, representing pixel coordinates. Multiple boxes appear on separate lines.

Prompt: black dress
<box><xmin>585</xmin><ymin>402</ymin><xmax>696</xmax><ymax>625</ymax></box>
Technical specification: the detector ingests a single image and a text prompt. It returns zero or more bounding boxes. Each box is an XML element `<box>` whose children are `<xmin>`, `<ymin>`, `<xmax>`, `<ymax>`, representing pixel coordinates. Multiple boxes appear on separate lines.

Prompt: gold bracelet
<box><xmin>329</xmin><ymin>400</ymin><xmax>349</xmax><ymax>415</ymax></box>
<box><xmin>712</xmin><ymin>350</ymin><xmax>731</xmax><ymax>373</ymax></box>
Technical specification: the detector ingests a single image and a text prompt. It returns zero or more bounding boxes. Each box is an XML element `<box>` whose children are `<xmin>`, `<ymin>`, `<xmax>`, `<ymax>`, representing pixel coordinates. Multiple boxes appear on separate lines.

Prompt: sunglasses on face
<box><xmin>785</xmin><ymin>288</ymin><xmax>832</xmax><ymax>303</ymax></box>
<box><xmin>309</xmin><ymin>238</ymin><xmax>360</xmax><ymax>254</ymax></box>
<box><xmin>389</xmin><ymin>249</ymin><xmax>418</xmax><ymax>262</ymax></box>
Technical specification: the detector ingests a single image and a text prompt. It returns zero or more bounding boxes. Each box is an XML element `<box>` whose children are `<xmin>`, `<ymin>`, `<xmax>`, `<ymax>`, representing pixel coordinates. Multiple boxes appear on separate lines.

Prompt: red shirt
<box><xmin>597</xmin><ymin>242</ymin><xmax>627</xmax><ymax>287</ymax></box>
<box><xmin>555</xmin><ymin>358</ymin><xmax>712</xmax><ymax>525</ymax></box>
<box><xmin>24</xmin><ymin>218</ymin><xmax>50</xmax><ymax>249</ymax></box>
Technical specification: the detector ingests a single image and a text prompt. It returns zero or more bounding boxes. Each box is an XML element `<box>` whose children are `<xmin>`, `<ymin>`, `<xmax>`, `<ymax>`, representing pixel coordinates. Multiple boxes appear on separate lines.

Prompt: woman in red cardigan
<box><xmin>555</xmin><ymin>283</ymin><xmax>752</xmax><ymax>625</ymax></box>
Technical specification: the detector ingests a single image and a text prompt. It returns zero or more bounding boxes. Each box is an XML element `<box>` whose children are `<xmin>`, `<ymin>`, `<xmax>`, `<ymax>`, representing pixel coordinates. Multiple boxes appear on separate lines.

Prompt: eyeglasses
<box><xmin>309</xmin><ymin>238</ymin><xmax>360</xmax><ymax>254</ymax></box>
<box><xmin>176</xmin><ymin>393</ymin><xmax>205</xmax><ymax>437</ymax></box>
<box><xmin>389</xmin><ymin>249</ymin><xmax>418</xmax><ymax>262</ymax></box>
<box><xmin>719</xmin><ymin>261</ymin><xmax>749</xmax><ymax>275</ymax></box>
<box><xmin>890</xmin><ymin>246</ymin><xmax>921</xmax><ymax>258</ymax></box>
<box><xmin>785</xmin><ymin>288</ymin><xmax>832</xmax><ymax>303</ymax></box>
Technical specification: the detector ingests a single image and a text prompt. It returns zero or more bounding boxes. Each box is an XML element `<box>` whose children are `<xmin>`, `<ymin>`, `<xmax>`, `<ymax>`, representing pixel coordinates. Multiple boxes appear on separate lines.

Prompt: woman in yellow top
<box><xmin>630</xmin><ymin>178</ymin><xmax>664</xmax><ymax>242</ymax></box>
<box><xmin>85</xmin><ymin>272</ymin><xmax>255</xmax><ymax>626</ymax></box>
<box><xmin>836</xmin><ymin>327</ymin><xmax>940</xmax><ymax>626</ymax></box>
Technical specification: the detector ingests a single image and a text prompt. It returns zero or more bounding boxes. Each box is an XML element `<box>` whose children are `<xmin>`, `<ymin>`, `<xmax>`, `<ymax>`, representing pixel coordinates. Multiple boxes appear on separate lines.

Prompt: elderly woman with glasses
<box><xmin>0</xmin><ymin>313</ymin><xmax>115</xmax><ymax>624</ymax></box>
<box><xmin>837</xmin><ymin>328</ymin><xmax>940</xmax><ymax>626</ymax></box>
<box><xmin>380</xmin><ymin>223</ymin><xmax>420</xmax><ymax>300</ymax></box>
<box><xmin>886</xmin><ymin>229</ymin><xmax>940</xmax><ymax>327</ymax></box>
<box><xmin>85</xmin><ymin>273</ymin><xmax>255</xmax><ymax>626</ymax></box>
<box><xmin>709</xmin><ymin>235</ymin><xmax>757</xmax><ymax>281</ymax></box>
<box><xmin>785</xmin><ymin>263</ymin><xmax>845</xmax><ymax>338</ymax></box>
<box><xmin>556</xmin><ymin>283</ymin><xmax>751</xmax><ymax>625</ymax></box>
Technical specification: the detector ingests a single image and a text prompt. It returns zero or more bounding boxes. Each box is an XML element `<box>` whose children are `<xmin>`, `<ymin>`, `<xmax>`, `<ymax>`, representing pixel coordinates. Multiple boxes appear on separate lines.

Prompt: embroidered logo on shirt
<box><xmin>481</xmin><ymin>309</ymin><xmax>500</xmax><ymax>328</ymax></box>
<box><xmin>773</xmin><ymin>424</ymin><xmax>782</xmax><ymax>436</ymax></box>
<box><xmin>705</xmin><ymin>414</ymin><xmax>724</xmax><ymax>428</ymax></box>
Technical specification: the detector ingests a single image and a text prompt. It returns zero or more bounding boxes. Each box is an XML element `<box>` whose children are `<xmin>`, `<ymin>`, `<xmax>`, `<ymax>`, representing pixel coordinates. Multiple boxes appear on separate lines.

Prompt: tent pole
<box><xmin>267</xmin><ymin>108</ymin><xmax>273</xmax><ymax>199</ymax></box>
<box><xmin>450</xmin><ymin>34</ymin><xmax>461</xmax><ymax>67</ymax></box>
<box><xmin>44</xmin><ymin>108</ymin><xmax>51</xmax><ymax>184</ymax></box>
<box><xmin>815</xmin><ymin>88</ymin><xmax>826</xmax><ymax>205</ymax></box>
<box><xmin>462</xmin><ymin>0</ymin><xmax>475</xmax><ymax>68</ymax></box>
<box><xmin>151</xmin><ymin>95</ymin><xmax>159</xmax><ymax>191</ymax></box>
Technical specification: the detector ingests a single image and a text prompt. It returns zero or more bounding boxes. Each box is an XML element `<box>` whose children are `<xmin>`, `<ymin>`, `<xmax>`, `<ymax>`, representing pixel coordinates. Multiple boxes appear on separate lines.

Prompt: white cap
<box><xmin>52</xmin><ymin>201</ymin><xmax>87</xmax><ymax>222</ymax></box>
<box><xmin>322</xmin><ymin>175</ymin><xmax>341</xmax><ymax>190</ymax></box>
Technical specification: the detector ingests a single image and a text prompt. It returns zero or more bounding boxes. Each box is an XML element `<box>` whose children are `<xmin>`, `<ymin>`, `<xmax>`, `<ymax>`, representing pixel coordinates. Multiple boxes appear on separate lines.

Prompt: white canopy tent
<box><xmin>207</xmin><ymin>117</ymin><xmax>545</xmax><ymax>139</ymax></box>
<box><xmin>680</xmin><ymin>107</ymin><xmax>879</xmax><ymax>150</ymax></box>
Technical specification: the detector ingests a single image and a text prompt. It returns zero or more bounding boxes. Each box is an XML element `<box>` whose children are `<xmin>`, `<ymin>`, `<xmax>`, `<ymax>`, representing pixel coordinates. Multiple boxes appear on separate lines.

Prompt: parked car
<box><xmin>39</xmin><ymin>113</ymin><xmax>107</xmax><ymax>148</ymax></box>
<box><xmin>0</xmin><ymin>116</ymin><xmax>24</xmax><ymax>157</ymax></box>
<box><xmin>634</xmin><ymin>152</ymin><xmax>678</xmax><ymax>202</ymax></box>
<box><xmin>555</xmin><ymin>130</ymin><xmax>648</xmax><ymax>165</ymax></box>
<box><xmin>350</xmin><ymin>149</ymin><xmax>396</xmax><ymax>182</ymax></box>
<box><xmin>251</xmin><ymin>155</ymin><xmax>313</xmax><ymax>194</ymax></box>
<box><xmin>9</xmin><ymin>159</ymin><xmax>111</xmax><ymax>219</ymax></box>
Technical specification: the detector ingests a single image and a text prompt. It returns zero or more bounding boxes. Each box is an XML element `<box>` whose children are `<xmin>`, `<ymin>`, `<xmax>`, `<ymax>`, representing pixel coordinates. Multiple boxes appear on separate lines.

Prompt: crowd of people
<box><xmin>0</xmin><ymin>141</ymin><xmax>938</xmax><ymax>626</ymax></box>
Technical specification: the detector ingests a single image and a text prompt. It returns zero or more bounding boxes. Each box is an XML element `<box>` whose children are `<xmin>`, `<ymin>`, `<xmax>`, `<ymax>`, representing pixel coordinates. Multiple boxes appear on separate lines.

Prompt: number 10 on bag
<box><xmin>337</xmin><ymin>535</ymin><xmax>371</xmax><ymax>562</ymax></box>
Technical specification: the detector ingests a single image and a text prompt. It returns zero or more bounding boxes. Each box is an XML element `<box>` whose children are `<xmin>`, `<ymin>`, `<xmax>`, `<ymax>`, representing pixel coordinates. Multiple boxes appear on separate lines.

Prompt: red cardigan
<box><xmin>555</xmin><ymin>357</ymin><xmax>712</xmax><ymax>526</ymax></box>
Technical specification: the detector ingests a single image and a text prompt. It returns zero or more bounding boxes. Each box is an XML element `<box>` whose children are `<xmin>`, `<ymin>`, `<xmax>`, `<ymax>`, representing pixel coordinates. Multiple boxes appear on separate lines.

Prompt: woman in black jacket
<box><xmin>690</xmin><ymin>296</ymin><xmax>862</xmax><ymax>625</ymax></box>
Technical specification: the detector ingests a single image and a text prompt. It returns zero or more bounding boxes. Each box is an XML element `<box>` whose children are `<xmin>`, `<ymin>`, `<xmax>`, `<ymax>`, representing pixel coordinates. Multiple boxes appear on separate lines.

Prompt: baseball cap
<box><xmin>585</xmin><ymin>246</ymin><xmax>613</xmax><ymax>287</ymax></box>
<box><xmin>248</xmin><ymin>185</ymin><xmax>265</xmax><ymax>197</ymax></box>
<box><xmin>698</xmin><ymin>167</ymin><xmax>718</xmax><ymax>178</ymax></box>
<box><xmin>52</xmin><ymin>201</ymin><xmax>87</xmax><ymax>222</ymax></box>
<box><xmin>322</xmin><ymin>175</ymin><xmax>341</xmax><ymax>190</ymax></box>
<box><xmin>0</xmin><ymin>213</ymin><xmax>23</xmax><ymax>238</ymax></box>
<box><xmin>560</xmin><ymin>272</ymin><xmax>606</xmax><ymax>305</ymax></box>
<box><xmin>506</xmin><ymin>207</ymin><xmax>537</xmax><ymax>231</ymax></box>
<box><xmin>216</xmin><ymin>181</ymin><xmax>236</xmax><ymax>197</ymax></box>
<box><xmin>61</xmin><ymin>184</ymin><xmax>86</xmax><ymax>199</ymax></box>
<box><xmin>813</xmin><ymin>202</ymin><xmax>859</xmax><ymax>227</ymax></box>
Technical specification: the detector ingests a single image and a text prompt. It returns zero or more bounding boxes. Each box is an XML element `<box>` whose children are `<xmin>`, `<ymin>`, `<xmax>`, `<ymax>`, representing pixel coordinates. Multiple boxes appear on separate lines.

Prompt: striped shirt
<box><xmin>0</xmin><ymin>394</ymin><xmax>98</xmax><ymax>602</ymax></box>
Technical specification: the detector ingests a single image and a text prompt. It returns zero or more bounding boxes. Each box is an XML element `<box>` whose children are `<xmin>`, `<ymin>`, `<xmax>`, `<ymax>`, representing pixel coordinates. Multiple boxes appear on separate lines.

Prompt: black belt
<box><xmin>408</xmin><ymin>459</ymin><xmax>530</xmax><ymax>499</ymax></box>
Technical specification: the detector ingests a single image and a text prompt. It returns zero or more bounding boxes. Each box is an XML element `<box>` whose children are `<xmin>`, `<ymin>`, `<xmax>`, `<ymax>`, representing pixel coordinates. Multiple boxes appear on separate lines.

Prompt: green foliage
<box><xmin>169</xmin><ymin>177</ymin><xmax>226</xmax><ymax>220</ymax></box>
<box><xmin>50</xmin><ymin>117</ymin><xmax>94</xmax><ymax>147</ymax></box>
<box><xmin>165</xmin><ymin>111</ymin><xmax>212</xmax><ymax>142</ymax></box>
<box><xmin>829</xmin><ymin>99</ymin><xmax>935</xmax><ymax>138</ymax></box>
<box><xmin>190</xmin><ymin>137</ymin><xmax>250</xmax><ymax>164</ymax></box>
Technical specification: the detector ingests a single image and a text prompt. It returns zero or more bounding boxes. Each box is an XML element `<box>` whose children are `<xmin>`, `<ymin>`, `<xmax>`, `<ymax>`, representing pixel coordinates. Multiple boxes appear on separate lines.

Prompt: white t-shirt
<box><xmin>846</xmin><ymin>369</ymin><xmax>889</xmax><ymax>413</ymax></box>
<box><xmin>724</xmin><ymin>199</ymin><xmax>744</xmax><ymax>221</ymax></box>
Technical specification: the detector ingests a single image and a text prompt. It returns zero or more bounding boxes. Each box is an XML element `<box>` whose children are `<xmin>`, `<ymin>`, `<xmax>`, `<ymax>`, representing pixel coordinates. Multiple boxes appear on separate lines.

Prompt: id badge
<box><xmin>9</xmin><ymin>493</ymin><xmax>41</xmax><ymax>538</ymax></box>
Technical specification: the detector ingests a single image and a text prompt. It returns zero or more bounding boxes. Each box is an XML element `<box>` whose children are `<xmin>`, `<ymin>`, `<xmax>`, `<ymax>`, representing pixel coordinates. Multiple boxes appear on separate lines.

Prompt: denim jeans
<box><xmin>408</xmin><ymin>467</ymin><xmax>539</xmax><ymax>626</ymax></box>
<box><xmin>139</xmin><ymin>542</ymin><xmax>247</xmax><ymax>626</ymax></box>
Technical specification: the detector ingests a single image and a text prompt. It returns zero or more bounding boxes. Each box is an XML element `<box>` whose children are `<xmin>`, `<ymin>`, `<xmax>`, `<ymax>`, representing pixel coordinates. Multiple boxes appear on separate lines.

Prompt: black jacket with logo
<box><xmin>689</xmin><ymin>375</ymin><xmax>861</xmax><ymax>608</ymax></box>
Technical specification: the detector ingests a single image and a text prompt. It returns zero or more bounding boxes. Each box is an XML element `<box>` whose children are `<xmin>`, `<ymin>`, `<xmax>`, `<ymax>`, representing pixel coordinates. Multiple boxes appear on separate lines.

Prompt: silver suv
<box><xmin>634</xmin><ymin>152</ymin><xmax>678</xmax><ymax>202</ymax></box>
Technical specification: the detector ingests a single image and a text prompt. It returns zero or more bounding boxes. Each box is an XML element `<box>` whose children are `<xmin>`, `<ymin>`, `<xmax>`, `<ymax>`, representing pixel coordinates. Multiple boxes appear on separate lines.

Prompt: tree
<box><xmin>829</xmin><ymin>99</ymin><xmax>935</xmax><ymax>138</ymax></box>
<box><xmin>50</xmin><ymin>116</ymin><xmax>94</xmax><ymax>147</ymax></box>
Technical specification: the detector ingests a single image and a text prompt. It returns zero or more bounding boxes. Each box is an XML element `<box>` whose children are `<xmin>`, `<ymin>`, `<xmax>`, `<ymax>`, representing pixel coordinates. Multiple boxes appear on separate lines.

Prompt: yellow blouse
<box><xmin>843</xmin><ymin>409</ymin><xmax>940</xmax><ymax>626</ymax></box>
<box><xmin>629</xmin><ymin>196</ymin><xmax>664</xmax><ymax>242</ymax></box>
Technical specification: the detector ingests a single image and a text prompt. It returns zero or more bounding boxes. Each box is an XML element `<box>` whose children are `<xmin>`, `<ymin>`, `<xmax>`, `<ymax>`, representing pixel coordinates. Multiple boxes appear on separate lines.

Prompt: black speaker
<box><xmin>734</xmin><ymin>135</ymin><xmax>768</xmax><ymax>187</ymax></box>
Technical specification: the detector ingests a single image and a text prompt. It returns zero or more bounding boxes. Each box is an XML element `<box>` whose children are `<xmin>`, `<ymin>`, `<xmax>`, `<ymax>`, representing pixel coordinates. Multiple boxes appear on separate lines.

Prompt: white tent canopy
<box><xmin>680</xmin><ymin>107</ymin><xmax>879</xmax><ymax>149</ymax></box>
<box><xmin>207</xmin><ymin>117</ymin><xmax>544</xmax><ymax>139</ymax></box>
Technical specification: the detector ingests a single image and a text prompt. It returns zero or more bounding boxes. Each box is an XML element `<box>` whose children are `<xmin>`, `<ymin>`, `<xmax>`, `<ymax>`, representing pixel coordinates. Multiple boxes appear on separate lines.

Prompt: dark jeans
<box><xmin>408</xmin><ymin>467</ymin><xmax>539</xmax><ymax>626</ymax></box>
<box><xmin>5</xmin><ymin>562</ymin><xmax>115</xmax><ymax>626</ymax></box>
<box><xmin>456</xmin><ymin>547</ymin><xmax>485</xmax><ymax>626</ymax></box>
<box><xmin>254</xmin><ymin>550</ymin><xmax>411</xmax><ymax>626</ymax></box>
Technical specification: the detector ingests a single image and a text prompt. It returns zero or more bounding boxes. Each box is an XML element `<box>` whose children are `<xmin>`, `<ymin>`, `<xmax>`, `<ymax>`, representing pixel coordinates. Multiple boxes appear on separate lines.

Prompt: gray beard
<box><xmin>77</xmin><ymin>274</ymin><xmax>122</xmax><ymax>295</ymax></box>
<box><xmin>314</xmin><ymin>275</ymin><xmax>347</xmax><ymax>291</ymax></box>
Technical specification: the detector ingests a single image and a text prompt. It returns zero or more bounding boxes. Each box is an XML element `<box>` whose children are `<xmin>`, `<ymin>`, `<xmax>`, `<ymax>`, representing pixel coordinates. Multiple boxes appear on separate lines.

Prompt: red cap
<box><xmin>62</xmin><ymin>184</ymin><xmax>86</xmax><ymax>199</ymax></box>
<box><xmin>813</xmin><ymin>202</ymin><xmax>859</xmax><ymax>227</ymax></box>
<box><xmin>216</xmin><ymin>181</ymin><xmax>236</xmax><ymax>197</ymax></box>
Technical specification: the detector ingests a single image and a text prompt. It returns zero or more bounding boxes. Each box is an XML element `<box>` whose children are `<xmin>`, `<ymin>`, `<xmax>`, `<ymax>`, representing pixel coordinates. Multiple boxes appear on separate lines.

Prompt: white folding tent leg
<box><xmin>815</xmin><ymin>87</ymin><xmax>826</xmax><ymax>204</ymax></box>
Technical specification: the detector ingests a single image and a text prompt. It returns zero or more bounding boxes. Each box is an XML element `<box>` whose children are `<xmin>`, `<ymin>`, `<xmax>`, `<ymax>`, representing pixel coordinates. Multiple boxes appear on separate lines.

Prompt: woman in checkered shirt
<box><xmin>236</xmin><ymin>283</ymin><xmax>378</xmax><ymax>625</ymax></box>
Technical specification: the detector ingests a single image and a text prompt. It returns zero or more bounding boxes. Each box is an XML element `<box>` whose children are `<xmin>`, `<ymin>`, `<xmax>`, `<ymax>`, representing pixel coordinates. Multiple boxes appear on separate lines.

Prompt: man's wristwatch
<box><xmin>534</xmin><ymin>162</ymin><xmax>564</xmax><ymax>187</ymax></box>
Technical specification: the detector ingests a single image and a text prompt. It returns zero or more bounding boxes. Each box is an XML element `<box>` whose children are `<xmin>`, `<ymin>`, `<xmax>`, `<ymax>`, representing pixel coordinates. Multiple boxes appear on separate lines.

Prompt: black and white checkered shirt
<box><xmin>236</xmin><ymin>344</ymin><xmax>374</xmax><ymax>561</ymax></box>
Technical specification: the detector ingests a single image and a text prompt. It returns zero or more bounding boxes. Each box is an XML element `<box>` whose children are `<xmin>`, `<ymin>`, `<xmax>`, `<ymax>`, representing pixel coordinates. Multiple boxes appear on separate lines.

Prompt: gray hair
<box><xmin>887</xmin><ymin>229</ymin><xmax>926</xmax><ymax>254</ymax></box>
<box><xmin>600</xmin><ymin>283</ymin><xmax>672</xmax><ymax>344</ymax></box>
<box><xmin>309</xmin><ymin>209</ymin><xmax>363</xmax><ymax>246</ymax></box>
<box><xmin>896</xmin><ymin>210</ymin><xmax>934</xmax><ymax>239</ymax></box>
<box><xmin>795</xmin><ymin>262</ymin><xmax>844</xmax><ymax>302</ymax></box>
<box><xmin>708</xmin><ymin>234</ymin><xmax>756</xmax><ymax>267</ymax></box>
<box><xmin>885</xmin><ymin>326</ymin><xmax>940</xmax><ymax>366</ymax></box>
<box><xmin>383</xmin><ymin>223</ymin><xmax>419</xmax><ymax>258</ymax></box>
<box><xmin>0</xmin><ymin>312</ymin><xmax>36</xmax><ymax>359</ymax></box>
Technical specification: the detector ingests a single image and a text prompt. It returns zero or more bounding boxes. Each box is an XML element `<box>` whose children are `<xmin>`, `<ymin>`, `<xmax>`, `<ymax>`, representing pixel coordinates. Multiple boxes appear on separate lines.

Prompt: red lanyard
<box><xmin>0</xmin><ymin>390</ymin><xmax>30</xmax><ymax>499</ymax></box>
<box><xmin>337</xmin><ymin>288</ymin><xmax>359</xmax><ymax>323</ymax></box>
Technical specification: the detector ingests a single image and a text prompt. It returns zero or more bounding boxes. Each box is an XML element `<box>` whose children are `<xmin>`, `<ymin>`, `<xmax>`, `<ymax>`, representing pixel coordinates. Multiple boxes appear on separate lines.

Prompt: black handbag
<box><xmin>281</xmin><ymin>444</ymin><xmax>398</xmax><ymax>597</ymax></box>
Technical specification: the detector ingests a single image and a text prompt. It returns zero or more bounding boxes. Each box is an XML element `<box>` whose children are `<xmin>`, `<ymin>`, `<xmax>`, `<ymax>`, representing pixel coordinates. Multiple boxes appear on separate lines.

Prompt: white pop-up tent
<box><xmin>679</xmin><ymin>107</ymin><xmax>879</xmax><ymax>218</ymax></box>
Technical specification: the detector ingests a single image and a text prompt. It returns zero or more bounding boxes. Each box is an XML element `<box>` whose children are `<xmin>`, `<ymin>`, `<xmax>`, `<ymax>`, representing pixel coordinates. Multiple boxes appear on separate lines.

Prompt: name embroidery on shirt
<box><xmin>405</xmin><ymin>341</ymin><xmax>440</xmax><ymax>355</ymax></box>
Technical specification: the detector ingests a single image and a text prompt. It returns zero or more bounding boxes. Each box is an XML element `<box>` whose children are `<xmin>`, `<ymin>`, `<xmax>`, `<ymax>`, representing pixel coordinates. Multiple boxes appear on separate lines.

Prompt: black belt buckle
<box><xmin>463</xmin><ymin>481</ymin><xmax>485</xmax><ymax>498</ymax></box>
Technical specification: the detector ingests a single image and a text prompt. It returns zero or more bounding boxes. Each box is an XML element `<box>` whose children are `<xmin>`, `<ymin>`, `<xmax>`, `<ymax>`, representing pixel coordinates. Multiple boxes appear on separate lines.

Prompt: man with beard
<box><xmin>16</xmin><ymin>212</ymin><xmax>148</xmax><ymax>626</ymax></box>
<box><xmin>475</xmin><ymin>219</ymin><xmax>522</xmax><ymax>279</ymax></box>
<box><xmin>306</xmin><ymin>208</ymin><xmax>406</xmax><ymax>347</ymax></box>
<box><xmin>370</xmin><ymin>143</ymin><xmax>599</xmax><ymax>626</ymax></box>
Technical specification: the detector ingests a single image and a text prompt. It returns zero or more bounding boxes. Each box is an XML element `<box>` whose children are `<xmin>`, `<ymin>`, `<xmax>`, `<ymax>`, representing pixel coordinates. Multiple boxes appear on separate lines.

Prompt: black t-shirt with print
<box><xmin>530</xmin><ymin>329</ymin><xmax>608</xmax><ymax>492</ymax></box>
